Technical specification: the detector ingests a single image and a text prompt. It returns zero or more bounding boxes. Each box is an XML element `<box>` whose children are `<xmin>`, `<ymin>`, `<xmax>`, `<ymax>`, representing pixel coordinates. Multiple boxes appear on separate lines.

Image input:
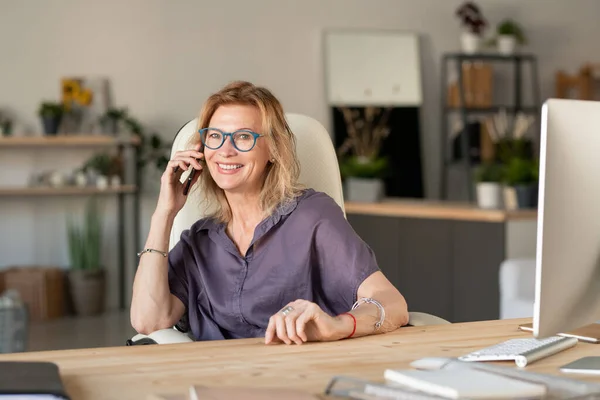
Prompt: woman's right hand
<box><xmin>155</xmin><ymin>143</ymin><xmax>204</xmax><ymax>217</ymax></box>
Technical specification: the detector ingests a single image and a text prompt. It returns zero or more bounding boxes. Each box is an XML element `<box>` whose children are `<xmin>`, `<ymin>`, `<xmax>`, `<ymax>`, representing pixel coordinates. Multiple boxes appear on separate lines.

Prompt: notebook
<box><xmin>383</xmin><ymin>368</ymin><xmax>547</xmax><ymax>399</ymax></box>
<box><xmin>0</xmin><ymin>362</ymin><xmax>70</xmax><ymax>399</ymax></box>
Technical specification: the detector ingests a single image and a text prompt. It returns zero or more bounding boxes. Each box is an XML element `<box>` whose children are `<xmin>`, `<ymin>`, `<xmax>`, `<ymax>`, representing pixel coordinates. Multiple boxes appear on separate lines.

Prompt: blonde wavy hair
<box><xmin>189</xmin><ymin>81</ymin><xmax>303</xmax><ymax>223</ymax></box>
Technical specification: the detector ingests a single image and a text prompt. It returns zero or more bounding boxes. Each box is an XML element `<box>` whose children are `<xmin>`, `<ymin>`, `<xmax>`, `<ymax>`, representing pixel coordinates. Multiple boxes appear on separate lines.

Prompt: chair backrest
<box><xmin>169</xmin><ymin>113</ymin><xmax>344</xmax><ymax>249</ymax></box>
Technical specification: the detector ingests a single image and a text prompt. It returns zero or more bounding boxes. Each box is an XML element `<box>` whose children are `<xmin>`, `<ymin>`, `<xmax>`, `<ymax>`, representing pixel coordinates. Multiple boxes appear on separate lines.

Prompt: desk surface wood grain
<box><xmin>1</xmin><ymin>318</ymin><xmax>598</xmax><ymax>399</ymax></box>
<box><xmin>345</xmin><ymin>199</ymin><xmax>537</xmax><ymax>222</ymax></box>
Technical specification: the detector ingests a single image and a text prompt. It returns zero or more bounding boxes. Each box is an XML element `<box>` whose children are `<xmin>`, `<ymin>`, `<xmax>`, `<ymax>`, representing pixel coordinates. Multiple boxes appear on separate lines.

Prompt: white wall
<box><xmin>1</xmin><ymin>0</ymin><xmax>599</xmax><ymax>310</ymax></box>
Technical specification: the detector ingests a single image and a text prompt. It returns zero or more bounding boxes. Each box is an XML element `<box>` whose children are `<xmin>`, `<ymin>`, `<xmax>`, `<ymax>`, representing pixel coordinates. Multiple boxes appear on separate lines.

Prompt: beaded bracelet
<box><xmin>351</xmin><ymin>297</ymin><xmax>386</xmax><ymax>330</ymax></box>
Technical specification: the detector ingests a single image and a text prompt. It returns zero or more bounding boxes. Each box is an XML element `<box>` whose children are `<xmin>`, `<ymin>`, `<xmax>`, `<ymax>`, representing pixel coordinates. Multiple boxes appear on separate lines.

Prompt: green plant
<box><xmin>336</xmin><ymin>107</ymin><xmax>392</xmax><ymax>180</ymax></box>
<box><xmin>67</xmin><ymin>198</ymin><xmax>102</xmax><ymax>271</ymax></box>
<box><xmin>38</xmin><ymin>102</ymin><xmax>64</xmax><ymax>117</ymax></box>
<box><xmin>0</xmin><ymin>112</ymin><xmax>12</xmax><ymax>136</ymax></box>
<box><xmin>495</xmin><ymin>137</ymin><xmax>534</xmax><ymax>164</ymax></box>
<box><xmin>456</xmin><ymin>2</ymin><xmax>487</xmax><ymax>35</ymax></box>
<box><xmin>497</xmin><ymin>19</ymin><xmax>526</xmax><ymax>44</ymax></box>
<box><xmin>99</xmin><ymin>107</ymin><xmax>169</xmax><ymax>172</ymax></box>
<box><xmin>83</xmin><ymin>152</ymin><xmax>119</xmax><ymax>176</ymax></box>
<box><xmin>102</xmin><ymin>107</ymin><xmax>128</xmax><ymax>121</ymax></box>
<box><xmin>503</xmin><ymin>158</ymin><xmax>537</xmax><ymax>186</ymax></box>
<box><xmin>339</xmin><ymin>155</ymin><xmax>390</xmax><ymax>180</ymax></box>
<box><xmin>475</xmin><ymin>163</ymin><xmax>504</xmax><ymax>183</ymax></box>
<box><xmin>136</xmin><ymin>128</ymin><xmax>170</xmax><ymax>172</ymax></box>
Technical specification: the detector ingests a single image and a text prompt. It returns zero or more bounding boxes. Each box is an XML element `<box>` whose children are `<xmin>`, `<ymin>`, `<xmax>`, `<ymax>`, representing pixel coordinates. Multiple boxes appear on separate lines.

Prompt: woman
<box><xmin>130</xmin><ymin>81</ymin><xmax>409</xmax><ymax>345</ymax></box>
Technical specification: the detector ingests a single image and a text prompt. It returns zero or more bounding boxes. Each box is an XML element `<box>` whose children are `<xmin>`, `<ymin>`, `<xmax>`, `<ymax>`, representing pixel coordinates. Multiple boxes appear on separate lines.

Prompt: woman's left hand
<box><xmin>264</xmin><ymin>299</ymin><xmax>352</xmax><ymax>345</ymax></box>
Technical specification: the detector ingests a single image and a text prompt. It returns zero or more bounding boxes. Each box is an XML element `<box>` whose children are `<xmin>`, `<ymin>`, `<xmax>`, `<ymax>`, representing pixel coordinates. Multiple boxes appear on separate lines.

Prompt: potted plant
<box><xmin>66</xmin><ymin>198</ymin><xmax>105</xmax><ymax>316</ymax></box>
<box><xmin>495</xmin><ymin>19</ymin><xmax>526</xmax><ymax>55</ymax></box>
<box><xmin>99</xmin><ymin>107</ymin><xmax>128</xmax><ymax>135</ymax></box>
<box><xmin>474</xmin><ymin>163</ymin><xmax>504</xmax><ymax>209</ymax></box>
<box><xmin>456</xmin><ymin>1</ymin><xmax>488</xmax><ymax>54</ymax></box>
<box><xmin>503</xmin><ymin>157</ymin><xmax>538</xmax><ymax>209</ymax></box>
<box><xmin>339</xmin><ymin>155</ymin><xmax>390</xmax><ymax>202</ymax></box>
<box><xmin>0</xmin><ymin>111</ymin><xmax>12</xmax><ymax>137</ymax></box>
<box><xmin>38</xmin><ymin>101</ymin><xmax>64</xmax><ymax>135</ymax></box>
<box><xmin>337</xmin><ymin>107</ymin><xmax>391</xmax><ymax>202</ymax></box>
<box><xmin>83</xmin><ymin>152</ymin><xmax>122</xmax><ymax>189</ymax></box>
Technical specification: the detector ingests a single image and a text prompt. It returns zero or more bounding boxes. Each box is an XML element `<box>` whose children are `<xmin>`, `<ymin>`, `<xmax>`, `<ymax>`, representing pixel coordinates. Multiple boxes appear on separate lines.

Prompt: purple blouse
<box><xmin>167</xmin><ymin>188</ymin><xmax>380</xmax><ymax>341</ymax></box>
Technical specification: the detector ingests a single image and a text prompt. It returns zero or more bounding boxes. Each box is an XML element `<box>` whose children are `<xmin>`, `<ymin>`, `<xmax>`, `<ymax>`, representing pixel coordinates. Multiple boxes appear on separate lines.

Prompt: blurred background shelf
<box><xmin>0</xmin><ymin>185</ymin><xmax>137</xmax><ymax>196</ymax></box>
<box><xmin>0</xmin><ymin>135</ymin><xmax>141</xmax><ymax>148</ymax></box>
<box><xmin>444</xmin><ymin>106</ymin><xmax>538</xmax><ymax>114</ymax></box>
<box><xmin>443</xmin><ymin>53</ymin><xmax>537</xmax><ymax>62</ymax></box>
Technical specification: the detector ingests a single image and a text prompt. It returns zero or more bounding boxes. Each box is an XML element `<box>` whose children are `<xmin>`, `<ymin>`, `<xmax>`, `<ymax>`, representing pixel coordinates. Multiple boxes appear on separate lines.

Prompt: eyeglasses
<box><xmin>198</xmin><ymin>128</ymin><xmax>264</xmax><ymax>152</ymax></box>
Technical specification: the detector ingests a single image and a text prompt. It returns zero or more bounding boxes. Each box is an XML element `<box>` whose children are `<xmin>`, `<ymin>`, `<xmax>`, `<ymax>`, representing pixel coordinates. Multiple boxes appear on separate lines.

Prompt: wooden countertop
<box><xmin>0</xmin><ymin>318</ymin><xmax>598</xmax><ymax>399</ymax></box>
<box><xmin>345</xmin><ymin>199</ymin><xmax>537</xmax><ymax>222</ymax></box>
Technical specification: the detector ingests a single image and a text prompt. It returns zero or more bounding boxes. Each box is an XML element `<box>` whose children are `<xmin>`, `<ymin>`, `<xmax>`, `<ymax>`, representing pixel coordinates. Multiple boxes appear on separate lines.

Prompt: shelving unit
<box><xmin>0</xmin><ymin>135</ymin><xmax>141</xmax><ymax>310</ymax></box>
<box><xmin>0</xmin><ymin>185</ymin><xmax>137</xmax><ymax>196</ymax></box>
<box><xmin>439</xmin><ymin>53</ymin><xmax>541</xmax><ymax>201</ymax></box>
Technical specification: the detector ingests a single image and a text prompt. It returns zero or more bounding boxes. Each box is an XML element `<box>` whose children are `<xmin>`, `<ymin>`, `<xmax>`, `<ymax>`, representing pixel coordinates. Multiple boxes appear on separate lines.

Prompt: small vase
<box><xmin>96</xmin><ymin>175</ymin><xmax>109</xmax><ymax>190</ymax></box>
<box><xmin>345</xmin><ymin>177</ymin><xmax>384</xmax><ymax>202</ymax></box>
<box><xmin>476</xmin><ymin>182</ymin><xmax>503</xmax><ymax>209</ymax></box>
<box><xmin>41</xmin><ymin>115</ymin><xmax>62</xmax><ymax>135</ymax></box>
<box><xmin>503</xmin><ymin>186</ymin><xmax>518</xmax><ymax>210</ymax></box>
<box><xmin>75</xmin><ymin>172</ymin><xmax>87</xmax><ymax>187</ymax></box>
<box><xmin>461</xmin><ymin>32</ymin><xmax>481</xmax><ymax>54</ymax></box>
<box><xmin>498</xmin><ymin>35</ymin><xmax>517</xmax><ymax>55</ymax></box>
<box><xmin>515</xmin><ymin>184</ymin><xmax>536</xmax><ymax>209</ymax></box>
<box><xmin>110</xmin><ymin>175</ymin><xmax>122</xmax><ymax>187</ymax></box>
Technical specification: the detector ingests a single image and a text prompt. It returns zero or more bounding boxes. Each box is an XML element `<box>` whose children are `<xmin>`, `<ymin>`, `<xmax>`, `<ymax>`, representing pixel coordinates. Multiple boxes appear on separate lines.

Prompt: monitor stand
<box><xmin>519</xmin><ymin>322</ymin><xmax>600</xmax><ymax>343</ymax></box>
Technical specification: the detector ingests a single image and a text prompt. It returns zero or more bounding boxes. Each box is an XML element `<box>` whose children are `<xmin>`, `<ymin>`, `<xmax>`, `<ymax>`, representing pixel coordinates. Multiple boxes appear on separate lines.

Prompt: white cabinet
<box><xmin>324</xmin><ymin>30</ymin><xmax>422</xmax><ymax>106</ymax></box>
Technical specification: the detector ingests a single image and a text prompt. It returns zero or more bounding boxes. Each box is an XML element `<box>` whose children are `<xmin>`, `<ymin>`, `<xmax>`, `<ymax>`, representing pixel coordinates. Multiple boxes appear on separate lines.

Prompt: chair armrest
<box><xmin>127</xmin><ymin>328</ymin><xmax>193</xmax><ymax>345</ymax></box>
<box><xmin>408</xmin><ymin>312</ymin><xmax>451</xmax><ymax>326</ymax></box>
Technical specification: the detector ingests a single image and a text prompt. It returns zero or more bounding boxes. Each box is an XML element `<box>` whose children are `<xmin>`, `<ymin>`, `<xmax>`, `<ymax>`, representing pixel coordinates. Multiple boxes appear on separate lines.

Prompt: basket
<box><xmin>0</xmin><ymin>291</ymin><xmax>28</xmax><ymax>353</ymax></box>
<box><xmin>4</xmin><ymin>266</ymin><xmax>65</xmax><ymax>321</ymax></box>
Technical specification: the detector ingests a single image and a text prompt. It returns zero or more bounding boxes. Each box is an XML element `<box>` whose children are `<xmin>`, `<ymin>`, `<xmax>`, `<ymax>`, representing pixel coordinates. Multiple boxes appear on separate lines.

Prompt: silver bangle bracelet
<box><xmin>137</xmin><ymin>248</ymin><xmax>168</xmax><ymax>258</ymax></box>
<box><xmin>351</xmin><ymin>297</ymin><xmax>386</xmax><ymax>330</ymax></box>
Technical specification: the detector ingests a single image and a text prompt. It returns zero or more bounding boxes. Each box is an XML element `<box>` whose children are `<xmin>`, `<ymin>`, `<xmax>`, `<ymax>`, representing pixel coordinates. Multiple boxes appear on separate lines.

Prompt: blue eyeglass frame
<box><xmin>198</xmin><ymin>127</ymin><xmax>264</xmax><ymax>152</ymax></box>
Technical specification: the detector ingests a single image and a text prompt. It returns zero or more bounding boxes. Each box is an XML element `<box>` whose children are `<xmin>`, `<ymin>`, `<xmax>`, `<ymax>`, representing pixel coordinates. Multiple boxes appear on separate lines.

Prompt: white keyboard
<box><xmin>459</xmin><ymin>335</ymin><xmax>578</xmax><ymax>367</ymax></box>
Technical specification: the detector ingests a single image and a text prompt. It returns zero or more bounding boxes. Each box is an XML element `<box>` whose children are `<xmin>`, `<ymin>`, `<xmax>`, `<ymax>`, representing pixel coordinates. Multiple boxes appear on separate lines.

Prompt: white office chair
<box><xmin>129</xmin><ymin>113</ymin><xmax>448</xmax><ymax>345</ymax></box>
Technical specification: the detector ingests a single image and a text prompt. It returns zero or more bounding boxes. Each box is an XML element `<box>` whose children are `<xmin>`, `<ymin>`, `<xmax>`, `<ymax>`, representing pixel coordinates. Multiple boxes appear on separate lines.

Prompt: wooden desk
<box><xmin>1</xmin><ymin>318</ymin><xmax>599</xmax><ymax>399</ymax></box>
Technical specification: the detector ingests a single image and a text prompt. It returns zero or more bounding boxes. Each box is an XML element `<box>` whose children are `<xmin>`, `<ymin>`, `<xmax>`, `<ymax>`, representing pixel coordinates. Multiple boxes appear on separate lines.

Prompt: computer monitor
<box><xmin>534</xmin><ymin>98</ymin><xmax>600</xmax><ymax>338</ymax></box>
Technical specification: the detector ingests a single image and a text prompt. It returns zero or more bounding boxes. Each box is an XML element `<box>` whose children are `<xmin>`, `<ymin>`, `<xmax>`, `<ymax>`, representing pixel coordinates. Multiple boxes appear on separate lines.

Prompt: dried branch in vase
<box><xmin>337</xmin><ymin>106</ymin><xmax>392</xmax><ymax>160</ymax></box>
<box><xmin>337</xmin><ymin>106</ymin><xmax>392</xmax><ymax>180</ymax></box>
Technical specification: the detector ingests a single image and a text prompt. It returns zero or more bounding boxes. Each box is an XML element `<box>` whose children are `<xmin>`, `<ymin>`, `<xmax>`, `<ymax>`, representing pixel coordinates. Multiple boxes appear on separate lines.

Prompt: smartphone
<box><xmin>560</xmin><ymin>357</ymin><xmax>600</xmax><ymax>375</ymax></box>
<box><xmin>183</xmin><ymin>143</ymin><xmax>204</xmax><ymax>196</ymax></box>
<box><xmin>519</xmin><ymin>322</ymin><xmax>600</xmax><ymax>343</ymax></box>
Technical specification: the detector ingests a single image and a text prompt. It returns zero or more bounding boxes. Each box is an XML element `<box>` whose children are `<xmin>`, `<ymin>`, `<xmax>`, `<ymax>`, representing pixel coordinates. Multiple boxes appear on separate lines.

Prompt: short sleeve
<box><xmin>312</xmin><ymin>196</ymin><xmax>380</xmax><ymax>311</ymax></box>
<box><xmin>167</xmin><ymin>229</ymin><xmax>192</xmax><ymax>310</ymax></box>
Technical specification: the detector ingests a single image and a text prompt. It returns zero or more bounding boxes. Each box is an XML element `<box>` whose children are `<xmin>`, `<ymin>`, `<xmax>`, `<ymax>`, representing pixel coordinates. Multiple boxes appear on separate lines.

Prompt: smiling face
<box><xmin>203</xmin><ymin>104</ymin><xmax>271</xmax><ymax>195</ymax></box>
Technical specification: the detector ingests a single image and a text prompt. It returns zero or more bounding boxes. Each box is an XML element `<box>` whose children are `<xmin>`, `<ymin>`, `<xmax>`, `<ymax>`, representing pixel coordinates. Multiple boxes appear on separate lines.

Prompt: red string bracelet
<box><xmin>341</xmin><ymin>312</ymin><xmax>357</xmax><ymax>339</ymax></box>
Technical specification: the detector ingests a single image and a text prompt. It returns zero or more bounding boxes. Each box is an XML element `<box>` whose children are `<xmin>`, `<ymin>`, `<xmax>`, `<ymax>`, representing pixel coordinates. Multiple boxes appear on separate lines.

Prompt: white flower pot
<box><xmin>476</xmin><ymin>182</ymin><xmax>503</xmax><ymax>209</ymax></box>
<box><xmin>345</xmin><ymin>177</ymin><xmax>384</xmax><ymax>202</ymax></box>
<box><xmin>96</xmin><ymin>175</ymin><xmax>109</xmax><ymax>190</ymax></box>
<box><xmin>49</xmin><ymin>171</ymin><xmax>65</xmax><ymax>188</ymax></box>
<box><xmin>498</xmin><ymin>35</ymin><xmax>517</xmax><ymax>55</ymax></box>
<box><xmin>461</xmin><ymin>32</ymin><xmax>481</xmax><ymax>54</ymax></box>
<box><xmin>110</xmin><ymin>175</ymin><xmax>122</xmax><ymax>187</ymax></box>
<box><xmin>75</xmin><ymin>172</ymin><xmax>87</xmax><ymax>187</ymax></box>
